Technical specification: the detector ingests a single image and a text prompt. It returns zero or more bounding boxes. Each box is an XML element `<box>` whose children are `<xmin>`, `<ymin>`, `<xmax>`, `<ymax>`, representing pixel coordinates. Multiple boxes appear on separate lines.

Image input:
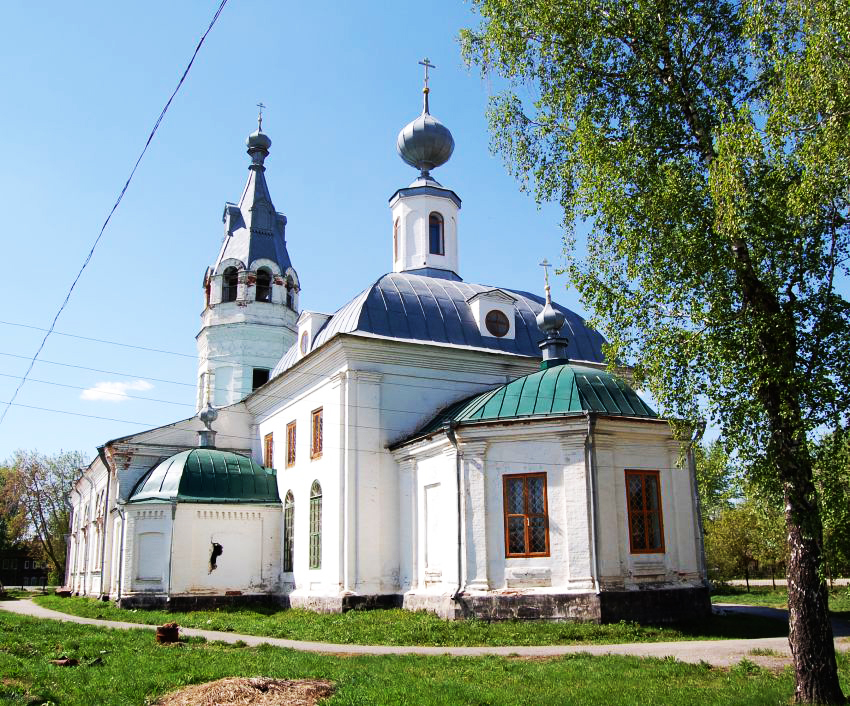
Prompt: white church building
<box><xmin>66</xmin><ymin>76</ymin><xmax>710</xmax><ymax>623</ymax></box>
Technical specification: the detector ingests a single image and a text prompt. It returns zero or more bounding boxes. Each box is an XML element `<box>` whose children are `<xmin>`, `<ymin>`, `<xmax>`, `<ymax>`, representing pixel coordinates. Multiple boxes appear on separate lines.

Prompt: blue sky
<box><xmin>0</xmin><ymin>1</ymin><xmax>578</xmax><ymax>459</ymax></box>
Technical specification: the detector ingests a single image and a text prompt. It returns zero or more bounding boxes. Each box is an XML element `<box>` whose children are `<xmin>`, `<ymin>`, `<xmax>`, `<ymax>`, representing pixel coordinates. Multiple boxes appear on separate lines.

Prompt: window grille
<box><xmin>503</xmin><ymin>473</ymin><xmax>549</xmax><ymax>557</ymax></box>
<box><xmin>625</xmin><ymin>470</ymin><xmax>665</xmax><ymax>553</ymax></box>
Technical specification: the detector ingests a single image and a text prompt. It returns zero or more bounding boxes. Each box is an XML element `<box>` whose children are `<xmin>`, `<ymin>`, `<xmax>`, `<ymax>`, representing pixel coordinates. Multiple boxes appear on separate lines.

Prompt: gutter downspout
<box><xmin>443</xmin><ymin>421</ymin><xmax>465</xmax><ymax>602</ymax></box>
<box><xmin>166</xmin><ymin>500</ymin><xmax>177</xmax><ymax>604</ymax></box>
<box><xmin>96</xmin><ymin>447</ymin><xmax>111</xmax><ymax>599</ymax></box>
<box><xmin>585</xmin><ymin>413</ymin><xmax>601</xmax><ymax>594</ymax></box>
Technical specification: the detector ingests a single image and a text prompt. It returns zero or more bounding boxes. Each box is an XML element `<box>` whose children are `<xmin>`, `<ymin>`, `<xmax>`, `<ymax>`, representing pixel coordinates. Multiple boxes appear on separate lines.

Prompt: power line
<box><xmin>0</xmin><ymin>0</ymin><xmax>230</xmax><ymax>429</ymax></box>
<box><xmin>0</xmin><ymin>401</ymin><xmax>156</xmax><ymax>427</ymax></box>
<box><xmin>0</xmin><ymin>320</ymin><xmax>197</xmax><ymax>359</ymax></box>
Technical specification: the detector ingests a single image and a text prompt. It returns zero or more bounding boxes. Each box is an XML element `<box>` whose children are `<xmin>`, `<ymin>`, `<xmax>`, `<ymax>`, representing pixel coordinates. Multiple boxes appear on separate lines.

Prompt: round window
<box><xmin>485</xmin><ymin>310</ymin><xmax>510</xmax><ymax>337</ymax></box>
<box><xmin>300</xmin><ymin>331</ymin><xmax>310</xmax><ymax>355</ymax></box>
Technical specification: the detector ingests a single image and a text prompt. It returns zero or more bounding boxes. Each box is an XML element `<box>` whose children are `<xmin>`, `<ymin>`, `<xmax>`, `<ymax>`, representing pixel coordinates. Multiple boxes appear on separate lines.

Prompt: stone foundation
<box><xmin>117</xmin><ymin>593</ymin><xmax>284</xmax><ymax>611</ymax></box>
<box><xmin>289</xmin><ymin>593</ymin><xmax>402</xmax><ymax>613</ymax></box>
<box><xmin>404</xmin><ymin>585</ymin><xmax>710</xmax><ymax>623</ymax></box>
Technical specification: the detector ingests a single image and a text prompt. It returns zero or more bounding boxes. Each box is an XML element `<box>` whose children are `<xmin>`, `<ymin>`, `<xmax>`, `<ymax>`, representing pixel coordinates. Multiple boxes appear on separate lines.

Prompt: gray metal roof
<box><xmin>272</xmin><ymin>271</ymin><xmax>606</xmax><ymax>377</ymax></box>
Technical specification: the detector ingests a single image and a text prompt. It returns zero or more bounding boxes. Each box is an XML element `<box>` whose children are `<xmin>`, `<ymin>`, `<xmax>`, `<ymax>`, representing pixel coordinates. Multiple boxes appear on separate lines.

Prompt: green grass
<box><xmin>1</xmin><ymin>611</ymin><xmax>843</xmax><ymax>705</ymax></box>
<box><xmin>711</xmin><ymin>586</ymin><xmax>850</xmax><ymax>618</ymax></box>
<box><xmin>30</xmin><ymin>594</ymin><xmax>786</xmax><ymax>647</ymax></box>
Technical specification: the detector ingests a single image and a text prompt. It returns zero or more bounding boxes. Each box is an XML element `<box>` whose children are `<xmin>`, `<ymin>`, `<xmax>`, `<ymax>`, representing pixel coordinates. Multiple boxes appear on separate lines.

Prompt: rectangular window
<box><xmin>286</xmin><ymin>421</ymin><xmax>296</xmax><ymax>467</ymax></box>
<box><xmin>625</xmin><ymin>470</ymin><xmax>665</xmax><ymax>553</ymax></box>
<box><xmin>503</xmin><ymin>473</ymin><xmax>549</xmax><ymax>557</ymax></box>
<box><xmin>24</xmin><ymin>560</ymin><xmax>30</xmax><ymax>569</ymax></box>
<box><xmin>252</xmin><ymin>368</ymin><xmax>270</xmax><ymax>390</ymax></box>
<box><xmin>263</xmin><ymin>433</ymin><xmax>274</xmax><ymax>468</ymax></box>
<box><xmin>311</xmin><ymin>408</ymin><xmax>323</xmax><ymax>459</ymax></box>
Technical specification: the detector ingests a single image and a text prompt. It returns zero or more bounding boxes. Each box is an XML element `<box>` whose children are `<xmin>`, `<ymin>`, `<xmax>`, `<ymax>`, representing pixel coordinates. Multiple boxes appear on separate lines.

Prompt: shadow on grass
<box><xmin>671</xmin><ymin>614</ymin><xmax>787</xmax><ymax>640</ymax></box>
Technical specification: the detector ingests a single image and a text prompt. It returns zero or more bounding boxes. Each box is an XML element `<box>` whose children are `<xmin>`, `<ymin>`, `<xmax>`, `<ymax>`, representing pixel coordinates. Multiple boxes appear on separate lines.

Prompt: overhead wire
<box><xmin>0</xmin><ymin>0</ymin><xmax>230</xmax><ymax>428</ymax></box>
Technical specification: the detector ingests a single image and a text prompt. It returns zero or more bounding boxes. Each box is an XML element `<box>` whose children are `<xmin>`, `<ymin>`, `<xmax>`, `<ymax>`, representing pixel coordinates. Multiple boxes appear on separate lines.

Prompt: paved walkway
<box><xmin>1</xmin><ymin>599</ymin><xmax>848</xmax><ymax>669</ymax></box>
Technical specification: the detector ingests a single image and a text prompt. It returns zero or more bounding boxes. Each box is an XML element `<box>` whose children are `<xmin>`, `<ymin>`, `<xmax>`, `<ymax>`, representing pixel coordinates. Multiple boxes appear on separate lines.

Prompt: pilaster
<box><xmin>459</xmin><ymin>441</ymin><xmax>489</xmax><ymax>591</ymax></box>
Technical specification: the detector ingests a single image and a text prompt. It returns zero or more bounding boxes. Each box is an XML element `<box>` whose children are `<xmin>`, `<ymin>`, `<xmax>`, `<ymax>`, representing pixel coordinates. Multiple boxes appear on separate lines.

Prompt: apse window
<box><xmin>503</xmin><ymin>473</ymin><xmax>549</xmax><ymax>557</ymax></box>
<box><xmin>311</xmin><ymin>408</ymin><xmax>323</xmax><ymax>459</ymax></box>
<box><xmin>222</xmin><ymin>267</ymin><xmax>238</xmax><ymax>302</ymax></box>
<box><xmin>252</xmin><ymin>368</ymin><xmax>270</xmax><ymax>390</ymax></box>
<box><xmin>428</xmin><ymin>212</ymin><xmax>444</xmax><ymax>255</ymax></box>
<box><xmin>256</xmin><ymin>267</ymin><xmax>272</xmax><ymax>302</ymax></box>
<box><xmin>625</xmin><ymin>469</ymin><xmax>665</xmax><ymax>553</ymax></box>
<box><xmin>485</xmin><ymin>309</ymin><xmax>510</xmax><ymax>338</ymax></box>
<box><xmin>263</xmin><ymin>432</ymin><xmax>273</xmax><ymax>468</ymax></box>
<box><xmin>286</xmin><ymin>421</ymin><xmax>296</xmax><ymax>467</ymax></box>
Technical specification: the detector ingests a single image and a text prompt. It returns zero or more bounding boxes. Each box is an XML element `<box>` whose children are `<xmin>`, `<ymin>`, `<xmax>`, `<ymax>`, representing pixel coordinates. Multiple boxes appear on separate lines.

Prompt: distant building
<box><xmin>67</xmin><ymin>76</ymin><xmax>709</xmax><ymax>622</ymax></box>
<box><xmin>0</xmin><ymin>547</ymin><xmax>49</xmax><ymax>588</ymax></box>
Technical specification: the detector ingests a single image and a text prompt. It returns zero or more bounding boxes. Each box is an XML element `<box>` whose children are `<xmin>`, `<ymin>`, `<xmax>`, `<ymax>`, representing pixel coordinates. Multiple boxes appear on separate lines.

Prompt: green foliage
<box><xmin>0</xmin><ymin>450</ymin><xmax>85</xmax><ymax>581</ymax></box>
<box><xmin>0</xmin><ymin>611</ymin><xmax>830</xmax><ymax>705</ymax></box>
<box><xmin>694</xmin><ymin>441</ymin><xmax>738</xmax><ymax>523</ymax></box>
<box><xmin>33</xmin><ymin>594</ymin><xmax>787</xmax><ymax>645</ymax></box>
<box><xmin>814</xmin><ymin>429</ymin><xmax>850</xmax><ymax>578</ymax></box>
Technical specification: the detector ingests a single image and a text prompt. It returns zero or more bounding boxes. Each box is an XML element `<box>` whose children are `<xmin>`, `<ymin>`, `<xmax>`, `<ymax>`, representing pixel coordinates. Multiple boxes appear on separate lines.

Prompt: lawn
<box><xmin>1</xmin><ymin>611</ymin><xmax>842</xmax><ymax>706</ymax></box>
<box><xmin>31</xmin><ymin>594</ymin><xmax>786</xmax><ymax>647</ymax></box>
<box><xmin>711</xmin><ymin>586</ymin><xmax>850</xmax><ymax>619</ymax></box>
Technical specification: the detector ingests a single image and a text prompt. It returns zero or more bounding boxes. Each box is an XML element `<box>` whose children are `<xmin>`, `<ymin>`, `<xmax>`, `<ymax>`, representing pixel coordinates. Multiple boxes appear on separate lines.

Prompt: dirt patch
<box><xmin>154</xmin><ymin>677</ymin><xmax>333</xmax><ymax>706</ymax></box>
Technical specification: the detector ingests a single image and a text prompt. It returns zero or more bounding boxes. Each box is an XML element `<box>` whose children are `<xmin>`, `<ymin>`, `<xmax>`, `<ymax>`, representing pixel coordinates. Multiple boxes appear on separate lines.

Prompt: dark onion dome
<box><xmin>271</xmin><ymin>271</ymin><xmax>607</xmax><ymax>377</ymax></box>
<box><xmin>397</xmin><ymin>363</ymin><xmax>658</xmax><ymax>446</ymax></box>
<box><xmin>396</xmin><ymin>112</ymin><xmax>454</xmax><ymax>175</ymax></box>
<box><xmin>246</xmin><ymin>128</ymin><xmax>271</xmax><ymax>152</ymax></box>
<box><xmin>128</xmin><ymin>449</ymin><xmax>280</xmax><ymax>504</ymax></box>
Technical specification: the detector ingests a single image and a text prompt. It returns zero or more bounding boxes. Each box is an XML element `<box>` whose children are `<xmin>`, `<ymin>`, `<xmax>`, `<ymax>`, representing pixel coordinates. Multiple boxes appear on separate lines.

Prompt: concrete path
<box><xmin>2</xmin><ymin>599</ymin><xmax>848</xmax><ymax>669</ymax></box>
<box><xmin>727</xmin><ymin>578</ymin><xmax>850</xmax><ymax>587</ymax></box>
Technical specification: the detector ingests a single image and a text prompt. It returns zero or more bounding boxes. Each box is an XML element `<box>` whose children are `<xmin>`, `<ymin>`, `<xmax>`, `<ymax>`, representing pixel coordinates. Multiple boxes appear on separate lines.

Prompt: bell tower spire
<box><xmin>196</xmin><ymin>112</ymin><xmax>301</xmax><ymax>410</ymax></box>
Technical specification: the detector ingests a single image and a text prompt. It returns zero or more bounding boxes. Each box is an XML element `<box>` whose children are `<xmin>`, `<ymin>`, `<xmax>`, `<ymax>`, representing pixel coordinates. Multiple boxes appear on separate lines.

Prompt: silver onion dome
<box><xmin>396</xmin><ymin>111</ymin><xmax>454</xmax><ymax>176</ymax></box>
<box><xmin>536</xmin><ymin>298</ymin><xmax>566</xmax><ymax>335</ymax></box>
<box><xmin>246</xmin><ymin>128</ymin><xmax>271</xmax><ymax>167</ymax></box>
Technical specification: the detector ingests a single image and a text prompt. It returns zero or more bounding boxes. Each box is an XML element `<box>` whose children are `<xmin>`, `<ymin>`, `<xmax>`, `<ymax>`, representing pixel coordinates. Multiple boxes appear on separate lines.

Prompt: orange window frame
<box><xmin>625</xmin><ymin>469</ymin><xmax>666</xmax><ymax>554</ymax></box>
<box><xmin>286</xmin><ymin>421</ymin><xmax>296</xmax><ymax>467</ymax></box>
<box><xmin>311</xmin><ymin>408</ymin><xmax>323</xmax><ymax>459</ymax></box>
<box><xmin>263</xmin><ymin>433</ymin><xmax>274</xmax><ymax>468</ymax></box>
<box><xmin>502</xmin><ymin>472</ymin><xmax>550</xmax><ymax>558</ymax></box>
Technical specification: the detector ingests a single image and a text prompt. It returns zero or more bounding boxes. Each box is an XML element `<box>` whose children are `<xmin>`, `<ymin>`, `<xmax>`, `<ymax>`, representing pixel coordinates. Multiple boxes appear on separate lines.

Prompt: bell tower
<box><xmin>196</xmin><ymin>111</ymin><xmax>300</xmax><ymax>410</ymax></box>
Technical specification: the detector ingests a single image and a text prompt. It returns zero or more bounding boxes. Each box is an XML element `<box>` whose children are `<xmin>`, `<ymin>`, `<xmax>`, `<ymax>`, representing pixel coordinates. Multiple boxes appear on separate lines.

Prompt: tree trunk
<box><xmin>782</xmin><ymin>442</ymin><xmax>845</xmax><ymax>704</ymax></box>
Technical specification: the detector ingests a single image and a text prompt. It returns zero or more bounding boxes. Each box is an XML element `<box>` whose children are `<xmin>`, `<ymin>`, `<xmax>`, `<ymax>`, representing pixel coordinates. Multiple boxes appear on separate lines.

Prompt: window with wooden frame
<box><xmin>286</xmin><ymin>421</ymin><xmax>296</xmax><ymax>467</ymax></box>
<box><xmin>309</xmin><ymin>481</ymin><xmax>322</xmax><ymax>569</ymax></box>
<box><xmin>311</xmin><ymin>408</ymin><xmax>323</xmax><ymax>459</ymax></box>
<box><xmin>503</xmin><ymin>473</ymin><xmax>549</xmax><ymax>557</ymax></box>
<box><xmin>625</xmin><ymin>469</ymin><xmax>665</xmax><ymax>553</ymax></box>
<box><xmin>263</xmin><ymin>433</ymin><xmax>274</xmax><ymax>468</ymax></box>
<box><xmin>283</xmin><ymin>490</ymin><xmax>294</xmax><ymax>572</ymax></box>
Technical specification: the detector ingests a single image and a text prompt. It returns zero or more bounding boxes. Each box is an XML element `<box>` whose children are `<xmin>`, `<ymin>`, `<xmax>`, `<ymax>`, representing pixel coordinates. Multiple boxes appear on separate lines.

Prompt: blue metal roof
<box><xmin>272</xmin><ymin>271</ymin><xmax>606</xmax><ymax>377</ymax></box>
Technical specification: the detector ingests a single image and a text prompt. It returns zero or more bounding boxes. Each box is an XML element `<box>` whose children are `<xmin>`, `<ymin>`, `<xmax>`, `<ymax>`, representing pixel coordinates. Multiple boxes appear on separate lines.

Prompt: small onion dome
<box><xmin>396</xmin><ymin>112</ymin><xmax>454</xmax><ymax>175</ymax></box>
<box><xmin>199</xmin><ymin>400</ymin><xmax>218</xmax><ymax>430</ymax></box>
<box><xmin>246</xmin><ymin>128</ymin><xmax>271</xmax><ymax>166</ymax></box>
<box><xmin>536</xmin><ymin>298</ymin><xmax>566</xmax><ymax>336</ymax></box>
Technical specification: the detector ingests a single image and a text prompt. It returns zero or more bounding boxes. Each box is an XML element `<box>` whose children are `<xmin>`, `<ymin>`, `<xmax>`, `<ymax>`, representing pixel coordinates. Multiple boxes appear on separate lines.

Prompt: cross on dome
<box><xmin>256</xmin><ymin>101</ymin><xmax>266</xmax><ymax>131</ymax></box>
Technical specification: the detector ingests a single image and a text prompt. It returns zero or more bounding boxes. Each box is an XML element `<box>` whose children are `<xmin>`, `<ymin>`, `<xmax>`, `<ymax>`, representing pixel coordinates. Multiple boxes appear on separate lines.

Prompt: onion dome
<box><xmin>397</xmin><ymin>58</ymin><xmax>454</xmax><ymax>180</ymax></box>
<box><xmin>536</xmin><ymin>259</ymin><xmax>570</xmax><ymax>364</ymax></box>
<box><xmin>246</xmin><ymin>105</ymin><xmax>271</xmax><ymax>167</ymax></box>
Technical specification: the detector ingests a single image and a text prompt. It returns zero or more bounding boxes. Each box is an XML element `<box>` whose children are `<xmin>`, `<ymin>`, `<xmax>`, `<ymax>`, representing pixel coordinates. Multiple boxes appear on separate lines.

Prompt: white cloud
<box><xmin>80</xmin><ymin>379</ymin><xmax>153</xmax><ymax>402</ymax></box>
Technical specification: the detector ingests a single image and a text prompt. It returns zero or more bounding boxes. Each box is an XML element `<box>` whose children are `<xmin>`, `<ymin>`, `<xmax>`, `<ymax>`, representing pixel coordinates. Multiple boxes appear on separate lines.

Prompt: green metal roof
<box><xmin>128</xmin><ymin>449</ymin><xmax>280</xmax><ymax>504</ymax></box>
<box><xmin>416</xmin><ymin>363</ymin><xmax>656</xmax><ymax>437</ymax></box>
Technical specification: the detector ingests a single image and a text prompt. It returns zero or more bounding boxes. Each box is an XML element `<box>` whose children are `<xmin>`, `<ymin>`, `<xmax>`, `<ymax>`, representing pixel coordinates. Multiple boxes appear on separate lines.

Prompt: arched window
<box><xmin>429</xmin><ymin>213</ymin><xmax>444</xmax><ymax>255</ymax></box>
<box><xmin>283</xmin><ymin>491</ymin><xmax>294</xmax><ymax>572</ymax></box>
<box><xmin>393</xmin><ymin>218</ymin><xmax>399</xmax><ymax>262</ymax></box>
<box><xmin>222</xmin><ymin>267</ymin><xmax>238</xmax><ymax>302</ymax></box>
<box><xmin>285</xmin><ymin>277</ymin><xmax>295</xmax><ymax>309</ymax></box>
<box><xmin>309</xmin><ymin>481</ymin><xmax>322</xmax><ymax>569</ymax></box>
<box><xmin>256</xmin><ymin>268</ymin><xmax>272</xmax><ymax>302</ymax></box>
